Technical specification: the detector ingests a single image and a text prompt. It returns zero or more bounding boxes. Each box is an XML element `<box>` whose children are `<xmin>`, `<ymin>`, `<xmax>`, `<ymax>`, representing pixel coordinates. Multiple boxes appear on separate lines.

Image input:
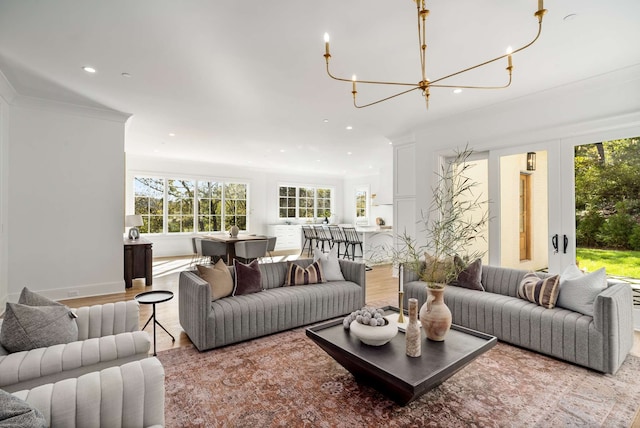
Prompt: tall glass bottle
<box><xmin>406</xmin><ymin>298</ymin><xmax>421</xmax><ymax>357</ymax></box>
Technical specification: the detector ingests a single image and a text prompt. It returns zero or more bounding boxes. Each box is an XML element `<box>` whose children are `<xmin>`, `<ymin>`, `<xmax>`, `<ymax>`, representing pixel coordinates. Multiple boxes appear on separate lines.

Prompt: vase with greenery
<box><xmin>393</xmin><ymin>146</ymin><xmax>489</xmax><ymax>340</ymax></box>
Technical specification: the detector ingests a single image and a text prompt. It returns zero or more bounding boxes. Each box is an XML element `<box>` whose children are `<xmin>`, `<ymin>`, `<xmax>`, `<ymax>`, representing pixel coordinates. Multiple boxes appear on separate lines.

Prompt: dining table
<box><xmin>202</xmin><ymin>234</ymin><xmax>269</xmax><ymax>265</ymax></box>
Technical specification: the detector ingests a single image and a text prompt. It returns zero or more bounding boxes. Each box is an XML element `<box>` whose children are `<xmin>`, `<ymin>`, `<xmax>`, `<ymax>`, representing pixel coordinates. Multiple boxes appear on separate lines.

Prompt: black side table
<box><xmin>135</xmin><ymin>290</ymin><xmax>175</xmax><ymax>356</ymax></box>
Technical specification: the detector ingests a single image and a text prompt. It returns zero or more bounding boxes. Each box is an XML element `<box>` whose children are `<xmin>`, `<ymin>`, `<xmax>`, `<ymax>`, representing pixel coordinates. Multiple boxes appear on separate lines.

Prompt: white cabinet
<box><xmin>267</xmin><ymin>225</ymin><xmax>302</xmax><ymax>251</ymax></box>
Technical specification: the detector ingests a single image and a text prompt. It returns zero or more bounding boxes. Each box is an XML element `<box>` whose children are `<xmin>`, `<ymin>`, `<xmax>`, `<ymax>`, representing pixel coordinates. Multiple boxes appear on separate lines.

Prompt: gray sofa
<box><xmin>179</xmin><ymin>258</ymin><xmax>366</xmax><ymax>351</ymax></box>
<box><xmin>403</xmin><ymin>264</ymin><xmax>634</xmax><ymax>374</ymax></box>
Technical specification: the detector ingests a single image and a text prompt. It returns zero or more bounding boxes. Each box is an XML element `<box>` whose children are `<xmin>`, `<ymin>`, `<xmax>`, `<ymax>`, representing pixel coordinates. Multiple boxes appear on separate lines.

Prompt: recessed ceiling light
<box><xmin>153</xmin><ymin>149</ymin><xmax>160</xmax><ymax>153</ymax></box>
<box><xmin>388</xmin><ymin>141</ymin><xmax>393</xmax><ymax>145</ymax></box>
<box><xmin>346</xmin><ymin>126</ymin><xmax>353</xmax><ymax>130</ymax></box>
<box><xmin>82</xmin><ymin>66</ymin><xmax>96</xmax><ymax>73</ymax></box>
<box><xmin>563</xmin><ymin>13</ymin><xmax>577</xmax><ymax>21</ymax></box>
<box><xmin>279</xmin><ymin>149</ymin><xmax>286</xmax><ymax>153</ymax></box>
<box><xmin>121</xmin><ymin>72</ymin><xmax>131</xmax><ymax>78</ymax></box>
<box><xmin>316</xmin><ymin>159</ymin><xmax>321</xmax><ymax>162</ymax></box>
<box><xmin>347</xmin><ymin>152</ymin><xmax>352</xmax><ymax>155</ymax></box>
<box><xmin>453</xmin><ymin>88</ymin><xmax>462</xmax><ymax>94</ymax></box>
<box><xmin>168</xmin><ymin>133</ymin><xmax>176</xmax><ymax>137</ymax></box>
<box><xmin>323</xmin><ymin>119</ymin><xmax>329</xmax><ymax>123</ymax></box>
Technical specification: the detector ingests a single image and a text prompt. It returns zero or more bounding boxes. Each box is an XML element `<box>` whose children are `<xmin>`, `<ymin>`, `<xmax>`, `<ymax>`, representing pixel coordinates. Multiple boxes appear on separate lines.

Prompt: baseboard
<box><xmin>6</xmin><ymin>280</ymin><xmax>124</xmax><ymax>303</ymax></box>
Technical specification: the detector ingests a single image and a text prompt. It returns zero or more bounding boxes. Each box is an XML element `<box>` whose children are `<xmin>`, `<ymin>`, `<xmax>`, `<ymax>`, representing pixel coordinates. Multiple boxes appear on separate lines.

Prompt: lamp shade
<box><xmin>125</xmin><ymin>214</ymin><xmax>144</xmax><ymax>228</ymax></box>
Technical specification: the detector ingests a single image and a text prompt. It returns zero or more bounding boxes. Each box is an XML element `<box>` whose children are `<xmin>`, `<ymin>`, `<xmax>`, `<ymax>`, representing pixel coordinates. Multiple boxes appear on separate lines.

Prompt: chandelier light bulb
<box><xmin>324</xmin><ymin>33</ymin><xmax>330</xmax><ymax>43</ymax></box>
<box><xmin>352</xmin><ymin>75</ymin><xmax>357</xmax><ymax>92</ymax></box>
<box><xmin>506</xmin><ymin>46</ymin><xmax>513</xmax><ymax>54</ymax></box>
<box><xmin>324</xmin><ymin>33</ymin><xmax>331</xmax><ymax>56</ymax></box>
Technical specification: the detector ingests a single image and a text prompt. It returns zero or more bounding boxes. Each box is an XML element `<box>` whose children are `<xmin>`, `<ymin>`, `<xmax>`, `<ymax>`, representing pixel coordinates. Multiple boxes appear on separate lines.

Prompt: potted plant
<box><xmin>393</xmin><ymin>146</ymin><xmax>489</xmax><ymax>340</ymax></box>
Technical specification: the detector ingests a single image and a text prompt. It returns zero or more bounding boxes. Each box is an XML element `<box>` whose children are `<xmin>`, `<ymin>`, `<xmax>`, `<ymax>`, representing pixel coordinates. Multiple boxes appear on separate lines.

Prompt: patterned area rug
<box><xmin>158</xmin><ymin>328</ymin><xmax>640</xmax><ymax>427</ymax></box>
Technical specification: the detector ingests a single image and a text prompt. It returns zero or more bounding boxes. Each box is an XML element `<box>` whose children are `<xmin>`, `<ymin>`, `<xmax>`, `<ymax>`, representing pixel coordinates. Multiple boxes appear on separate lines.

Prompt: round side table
<box><xmin>135</xmin><ymin>290</ymin><xmax>175</xmax><ymax>356</ymax></box>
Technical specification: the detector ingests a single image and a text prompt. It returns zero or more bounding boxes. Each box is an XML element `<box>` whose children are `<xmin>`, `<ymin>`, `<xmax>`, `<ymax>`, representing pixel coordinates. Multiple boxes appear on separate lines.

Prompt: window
<box><xmin>133</xmin><ymin>176</ymin><xmax>248</xmax><ymax>234</ymax></box>
<box><xmin>134</xmin><ymin>177</ymin><xmax>164</xmax><ymax>233</ymax></box>
<box><xmin>278</xmin><ymin>185</ymin><xmax>334</xmax><ymax>219</ymax></box>
<box><xmin>167</xmin><ymin>179</ymin><xmax>195</xmax><ymax>233</ymax></box>
<box><xmin>355</xmin><ymin>188</ymin><xmax>368</xmax><ymax>218</ymax></box>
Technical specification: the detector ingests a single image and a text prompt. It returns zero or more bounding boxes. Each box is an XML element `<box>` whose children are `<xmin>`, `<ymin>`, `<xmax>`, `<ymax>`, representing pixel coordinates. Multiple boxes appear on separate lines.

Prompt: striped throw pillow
<box><xmin>285</xmin><ymin>261</ymin><xmax>325</xmax><ymax>286</ymax></box>
<box><xmin>518</xmin><ymin>272</ymin><xmax>561</xmax><ymax>309</ymax></box>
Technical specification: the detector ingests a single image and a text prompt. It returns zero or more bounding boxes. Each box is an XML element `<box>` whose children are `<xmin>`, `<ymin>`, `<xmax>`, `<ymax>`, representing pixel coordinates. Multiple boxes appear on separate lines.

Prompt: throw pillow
<box><xmin>556</xmin><ymin>266</ymin><xmax>607</xmax><ymax>316</ymax></box>
<box><xmin>0</xmin><ymin>389</ymin><xmax>47</xmax><ymax>427</ymax></box>
<box><xmin>313</xmin><ymin>246</ymin><xmax>345</xmax><ymax>281</ymax></box>
<box><xmin>18</xmin><ymin>287</ymin><xmax>64</xmax><ymax>307</ymax></box>
<box><xmin>197</xmin><ymin>259</ymin><xmax>234</xmax><ymax>301</ymax></box>
<box><xmin>285</xmin><ymin>261</ymin><xmax>325</xmax><ymax>286</ymax></box>
<box><xmin>450</xmin><ymin>256</ymin><xmax>484</xmax><ymax>291</ymax></box>
<box><xmin>233</xmin><ymin>259</ymin><xmax>263</xmax><ymax>296</ymax></box>
<box><xmin>423</xmin><ymin>253</ymin><xmax>453</xmax><ymax>284</ymax></box>
<box><xmin>0</xmin><ymin>303</ymin><xmax>79</xmax><ymax>353</ymax></box>
<box><xmin>518</xmin><ymin>272</ymin><xmax>561</xmax><ymax>309</ymax></box>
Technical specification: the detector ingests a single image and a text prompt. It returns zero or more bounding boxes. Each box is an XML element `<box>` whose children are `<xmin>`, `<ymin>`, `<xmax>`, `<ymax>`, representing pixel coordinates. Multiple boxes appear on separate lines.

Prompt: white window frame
<box><xmin>278</xmin><ymin>184</ymin><xmax>335</xmax><ymax>221</ymax></box>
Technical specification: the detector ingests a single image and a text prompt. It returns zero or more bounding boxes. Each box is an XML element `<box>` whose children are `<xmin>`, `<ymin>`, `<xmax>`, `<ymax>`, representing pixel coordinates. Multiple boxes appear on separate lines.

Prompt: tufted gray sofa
<box><xmin>179</xmin><ymin>258</ymin><xmax>366</xmax><ymax>351</ymax></box>
<box><xmin>403</xmin><ymin>265</ymin><xmax>634</xmax><ymax>374</ymax></box>
<box><xmin>0</xmin><ymin>300</ymin><xmax>151</xmax><ymax>392</ymax></box>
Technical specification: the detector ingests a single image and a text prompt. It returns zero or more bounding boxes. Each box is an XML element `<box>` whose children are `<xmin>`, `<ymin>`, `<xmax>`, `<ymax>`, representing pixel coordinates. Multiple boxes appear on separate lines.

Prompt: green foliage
<box><xmin>576</xmin><ymin>248</ymin><xmax>640</xmax><ymax>278</ymax></box>
<box><xmin>575</xmin><ymin>137</ymin><xmax>640</xmax><ymax>250</ymax></box>
<box><xmin>629</xmin><ymin>225</ymin><xmax>640</xmax><ymax>251</ymax></box>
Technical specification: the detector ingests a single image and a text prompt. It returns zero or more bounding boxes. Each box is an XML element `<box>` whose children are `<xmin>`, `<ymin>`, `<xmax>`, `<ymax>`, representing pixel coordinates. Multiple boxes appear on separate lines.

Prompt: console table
<box><xmin>124</xmin><ymin>238</ymin><xmax>153</xmax><ymax>288</ymax></box>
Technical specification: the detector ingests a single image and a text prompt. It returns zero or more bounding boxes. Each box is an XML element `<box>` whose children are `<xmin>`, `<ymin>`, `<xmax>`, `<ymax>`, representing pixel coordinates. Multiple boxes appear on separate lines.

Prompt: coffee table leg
<box><xmin>154</xmin><ymin>319</ymin><xmax>175</xmax><ymax>342</ymax></box>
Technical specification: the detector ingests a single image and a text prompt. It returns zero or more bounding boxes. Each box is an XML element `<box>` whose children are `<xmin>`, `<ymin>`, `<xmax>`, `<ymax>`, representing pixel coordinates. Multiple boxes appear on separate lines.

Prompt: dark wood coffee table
<box><xmin>306</xmin><ymin>307</ymin><xmax>497</xmax><ymax>405</ymax></box>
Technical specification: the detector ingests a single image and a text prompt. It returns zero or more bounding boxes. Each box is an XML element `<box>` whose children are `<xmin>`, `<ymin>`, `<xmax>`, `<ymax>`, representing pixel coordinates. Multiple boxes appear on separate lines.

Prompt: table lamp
<box><xmin>125</xmin><ymin>215</ymin><xmax>144</xmax><ymax>240</ymax></box>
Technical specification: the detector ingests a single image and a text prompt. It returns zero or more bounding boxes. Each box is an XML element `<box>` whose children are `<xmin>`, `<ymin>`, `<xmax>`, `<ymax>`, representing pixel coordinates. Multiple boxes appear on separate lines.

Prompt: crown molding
<box><xmin>11</xmin><ymin>93</ymin><xmax>131</xmax><ymax>124</ymax></box>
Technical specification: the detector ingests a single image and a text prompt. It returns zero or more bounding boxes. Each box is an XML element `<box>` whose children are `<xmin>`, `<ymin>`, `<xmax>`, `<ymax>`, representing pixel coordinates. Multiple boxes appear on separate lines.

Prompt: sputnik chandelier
<box><xmin>323</xmin><ymin>0</ymin><xmax>547</xmax><ymax>110</ymax></box>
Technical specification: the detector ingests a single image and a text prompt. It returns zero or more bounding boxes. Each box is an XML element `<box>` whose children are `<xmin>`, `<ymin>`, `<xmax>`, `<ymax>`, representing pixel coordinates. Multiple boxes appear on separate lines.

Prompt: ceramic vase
<box><xmin>405</xmin><ymin>298</ymin><xmax>421</xmax><ymax>357</ymax></box>
<box><xmin>229</xmin><ymin>225</ymin><xmax>239</xmax><ymax>237</ymax></box>
<box><xmin>419</xmin><ymin>287</ymin><xmax>451</xmax><ymax>341</ymax></box>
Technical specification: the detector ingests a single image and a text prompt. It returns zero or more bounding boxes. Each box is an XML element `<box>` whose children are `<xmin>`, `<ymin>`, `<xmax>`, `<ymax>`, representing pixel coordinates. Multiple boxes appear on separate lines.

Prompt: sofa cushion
<box><xmin>451</xmin><ymin>256</ymin><xmax>484</xmax><ymax>291</ymax></box>
<box><xmin>556</xmin><ymin>265</ymin><xmax>606</xmax><ymax>316</ymax></box>
<box><xmin>233</xmin><ymin>259</ymin><xmax>263</xmax><ymax>296</ymax></box>
<box><xmin>285</xmin><ymin>261</ymin><xmax>325</xmax><ymax>286</ymax></box>
<box><xmin>0</xmin><ymin>303</ymin><xmax>79</xmax><ymax>353</ymax></box>
<box><xmin>197</xmin><ymin>259</ymin><xmax>233</xmax><ymax>300</ymax></box>
<box><xmin>18</xmin><ymin>287</ymin><xmax>64</xmax><ymax>307</ymax></box>
<box><xmin>313</xmin><ymin>247</ymin><xmax>345</xmax><ymax>281</ymax></box>
<box><xmin>518</xmin><ymin>272</ymin><xmax>560</xmax><ymax>309</ymax></box>
<box><xmin>0</xmin><ymin>389</ymin><xmax>47</xmax><ymax>427</ymax></box>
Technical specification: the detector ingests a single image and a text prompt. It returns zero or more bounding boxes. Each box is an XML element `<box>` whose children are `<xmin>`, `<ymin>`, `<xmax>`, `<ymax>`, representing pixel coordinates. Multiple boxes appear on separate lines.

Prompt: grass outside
<box><xmin>576</xmin><ymin>248</ymin><xmax>640</xmax><ymax>279</ymax></box>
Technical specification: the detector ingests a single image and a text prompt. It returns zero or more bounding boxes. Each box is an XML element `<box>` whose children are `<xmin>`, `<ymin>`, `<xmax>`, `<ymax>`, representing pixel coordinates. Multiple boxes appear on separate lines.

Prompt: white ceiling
<box><xmin>1</xmin><ymin>0</ymin><xmax>639</xmax><ymax>177</ymax></box>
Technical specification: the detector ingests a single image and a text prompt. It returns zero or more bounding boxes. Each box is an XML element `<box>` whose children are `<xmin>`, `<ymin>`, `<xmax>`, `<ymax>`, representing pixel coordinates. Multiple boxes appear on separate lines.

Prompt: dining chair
<box><xmin>201</xmin><ymin>239</ymin><xmax>228</xmax><ymax>265</ymax></box>
<box><xmin>265</xmin><ymin>236</ymin><xmax>277</xmax><ymax>262</ymax></box>
<box><xmin>313</xmin><ymin>225</ymin><xmax>332</xmax><ymax>253</ymax></box>
<box><xmin>341</xmin><ymin>226</ymin><xmax>364</xmax><ymax>261</ymax></box>
<box><xmin>234</xmin><ymin>240</ymin><xmax>269</xmax><ymax>264</ymax></box>
<box><xmin>190</xmin><ymin>237</ymin><xmax>205</xmax><ymax>268</ymax></box>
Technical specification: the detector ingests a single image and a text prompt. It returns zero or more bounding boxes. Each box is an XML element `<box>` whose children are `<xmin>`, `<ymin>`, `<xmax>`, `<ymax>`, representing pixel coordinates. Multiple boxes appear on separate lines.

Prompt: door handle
<box><xmin>552</xmin><ymin>234</ymin><xmax>559</xmax><ymax>254</ymax></box>
<box><xmin>563</xmin><ymin>235</ymin><xmax>569</xmax><ymax>254</ymax></box>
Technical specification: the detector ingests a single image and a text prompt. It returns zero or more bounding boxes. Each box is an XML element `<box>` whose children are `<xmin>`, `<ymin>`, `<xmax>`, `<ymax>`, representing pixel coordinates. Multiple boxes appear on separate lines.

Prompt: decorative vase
<box><xmin>419</xmin><ymin>287</ymin><xmax>452</xmax><ymax>341</ymax></box>
<box><xmin>229</xmin><ymin>225</ymin><xmax>239</xmax><ymax>237</ymax></box>
<box><xmin>405</xmin><ymin>298</ymin><xmax>421</xmax><ymax>357</ymax></box>
<box><xmin>349</xmin><ymin>319</ymin><xmax>398</xmax><ymax>346</ymax></box>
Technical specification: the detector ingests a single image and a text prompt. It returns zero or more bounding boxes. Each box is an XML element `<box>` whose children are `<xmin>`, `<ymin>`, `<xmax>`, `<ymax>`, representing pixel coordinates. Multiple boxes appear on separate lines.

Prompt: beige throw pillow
<box><xmin>197</xmin><ymin>259</ymin><xmax>234</xmax><ymax>301</ymax></box>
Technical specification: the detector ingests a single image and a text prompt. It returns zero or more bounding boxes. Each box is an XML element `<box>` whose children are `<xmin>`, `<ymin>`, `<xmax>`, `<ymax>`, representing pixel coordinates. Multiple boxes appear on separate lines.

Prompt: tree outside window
<box><xmin>134</xmin><ymin>177</ymin><xmax>164</xmax><ymax>233</ymax></box>
<box><xmin>198</xmin><ymin>181</ymin><xmax>223</xmax><ymax>232</ymax></box>
<box><xmin>279</xmin><ymin>186</ymin><xmax>296</xmax><ymax>218</ymax></box>
<box><xmin>167</xmin><ymin>179</ymin><xmax>195</xmax><ymax>233</ymax></box>
<box><xmin>298</xmin><ymin>187</ymin><xmax>315</xmax><ymax>218</ymax></box>
<box><xmin>224</xmin><ymin>183</ymin><xmax>247</xmax><ymax>231</ymax></box>
<box><xmin>316</xmin><ymin>188</ymin><xmax>332</xmax><ymax>218</ymax></box>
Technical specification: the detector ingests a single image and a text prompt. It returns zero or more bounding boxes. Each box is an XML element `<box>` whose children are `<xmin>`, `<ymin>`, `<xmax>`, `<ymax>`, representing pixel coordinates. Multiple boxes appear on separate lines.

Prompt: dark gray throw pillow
<box><xmin>0</xmin><ymin>389</ymin><xmax>47</xmax><ymax>427</ymax></box>
<box><xmin>18</xmin><ymin>287</ymin><xmax>64</xmax><ymax>307</ymax></box>
<box><xmin>0</xmin><ymin>303</ymin><xmax>79</xmax><ymax>353</ymax></box>
<box><xmin>450</xmin><ymin>256</ymin><xmax>484</xmax><ymax>291</ymax></box>
<box><xmin>233</xmin><ymin>259</ymin><xmax>263</xmax><ymax>296</ymax></box>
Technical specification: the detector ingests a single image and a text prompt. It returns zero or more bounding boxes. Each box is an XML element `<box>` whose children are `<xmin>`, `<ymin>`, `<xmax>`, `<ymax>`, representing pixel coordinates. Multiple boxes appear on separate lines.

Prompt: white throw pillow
<box><xmin>556</xmin><ymin>265</ymin><xmax>607</xmax><ymax>316</ymax></box>
<box><xmin>313</xmin><ymin>246</ymin><xmax>345</xmax><ymax>282</ymax></box>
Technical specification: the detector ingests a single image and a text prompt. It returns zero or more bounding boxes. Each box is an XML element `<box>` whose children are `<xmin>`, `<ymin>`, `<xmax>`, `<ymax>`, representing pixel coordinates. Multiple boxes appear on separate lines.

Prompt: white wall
<box><xmin>0</xmin><ymin>77</ymin><xmax>10</xmax><ymax>309</ymax></box>
<box><xmin>1</xmin><ymin>86</ymin><xmax>129</xmax><ymax>302</ymax></box>
<box><xmin>126</xmin><ymin>154</ymin><xmax>345</xmax><ymax>257</ymax></box>
<box><xmin>394</xmin><ymin>65</ymin><xmax>640</xmax><ymax>270</ymax></box>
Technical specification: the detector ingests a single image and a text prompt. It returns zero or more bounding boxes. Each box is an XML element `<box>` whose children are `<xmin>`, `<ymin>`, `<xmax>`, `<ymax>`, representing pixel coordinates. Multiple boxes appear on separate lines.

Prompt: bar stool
<box><xmin>300</xmin><ymin>225</ymin><xmax>316</xmax><ymax>256</ymax></box>
<box><xmin>327</xmin><ymin>225</ymin><xmax>348</xmax><ymax>258</ymax></box>
<box><xmin>313</xmin><ymin>225</ymin><xmax>332</xmax><ymax>253</ymax></box>
<box><xmin>341</xmin><ymin>226</ymin><xmax>364</xmax><ymax>261</ymax></box>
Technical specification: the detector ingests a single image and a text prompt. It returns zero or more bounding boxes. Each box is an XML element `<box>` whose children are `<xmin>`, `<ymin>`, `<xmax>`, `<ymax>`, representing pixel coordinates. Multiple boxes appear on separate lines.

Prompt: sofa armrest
<box><xmin>75</xmin><ymin>300</ymin><xmax>141</xmax><ymax>340</ymax></box>
<box><xmin>593</xmin><ymin>282</ymin><xmax>634</xmax><ymax>374</ymax></box>
<box><xmin>338</xmin><ymin>259</ymin><xmax>366</xmax><ymax>306</ymax></box>
<box><xmin>13</xmin><ymin>357</ymin><xmax>165</xmax><ymax>428</ymax></box>
<box><xmin>179</xmin><ymin>271</ymin><xmax>212</xmax><ymax>351</ymax></box>
<box><xmin>0</xmin><ymin>331</ymin><xmax>151</xmax><ymax>392</ymax></box>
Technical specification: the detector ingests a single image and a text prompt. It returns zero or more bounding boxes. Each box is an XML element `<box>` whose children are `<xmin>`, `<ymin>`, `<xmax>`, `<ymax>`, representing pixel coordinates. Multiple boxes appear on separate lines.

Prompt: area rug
<box><xmin>157</xmin><ymin>328</ymin><xmax>640</xmax><ymax>427</ymax></box>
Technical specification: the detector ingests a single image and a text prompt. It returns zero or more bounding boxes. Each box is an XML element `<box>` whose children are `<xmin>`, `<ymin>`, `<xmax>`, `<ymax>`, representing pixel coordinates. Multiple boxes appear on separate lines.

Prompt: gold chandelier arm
<box><xmin>326</xmin><ymin>61</ymin><xmax>417</xmax><ymax>87</ymax></box>
<box><xmin>428</xmin><ymin>21</ymin><xmax>543</xmax><ymax>86</ymax></box>
<box><xmin>430</xmin><ymin>72</ymin><xmax>512</xmax><ymax>90</ymax></box>
<box><xmin>354</xmin><ymin>86</ymin><xmax>422</xmax><ymax>108</ymax></box>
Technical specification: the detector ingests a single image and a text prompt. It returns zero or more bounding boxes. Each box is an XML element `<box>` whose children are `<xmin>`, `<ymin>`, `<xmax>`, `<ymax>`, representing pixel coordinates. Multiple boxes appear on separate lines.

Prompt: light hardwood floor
<box><xmin>59</xmin><ymin>256</ymin><xmax>400</xmax><ymax>353</ymax></box>
<box><xmin>59</xmin><ymin>256</ymin><xmax>640</xmax><ymax>358</ymax></box>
